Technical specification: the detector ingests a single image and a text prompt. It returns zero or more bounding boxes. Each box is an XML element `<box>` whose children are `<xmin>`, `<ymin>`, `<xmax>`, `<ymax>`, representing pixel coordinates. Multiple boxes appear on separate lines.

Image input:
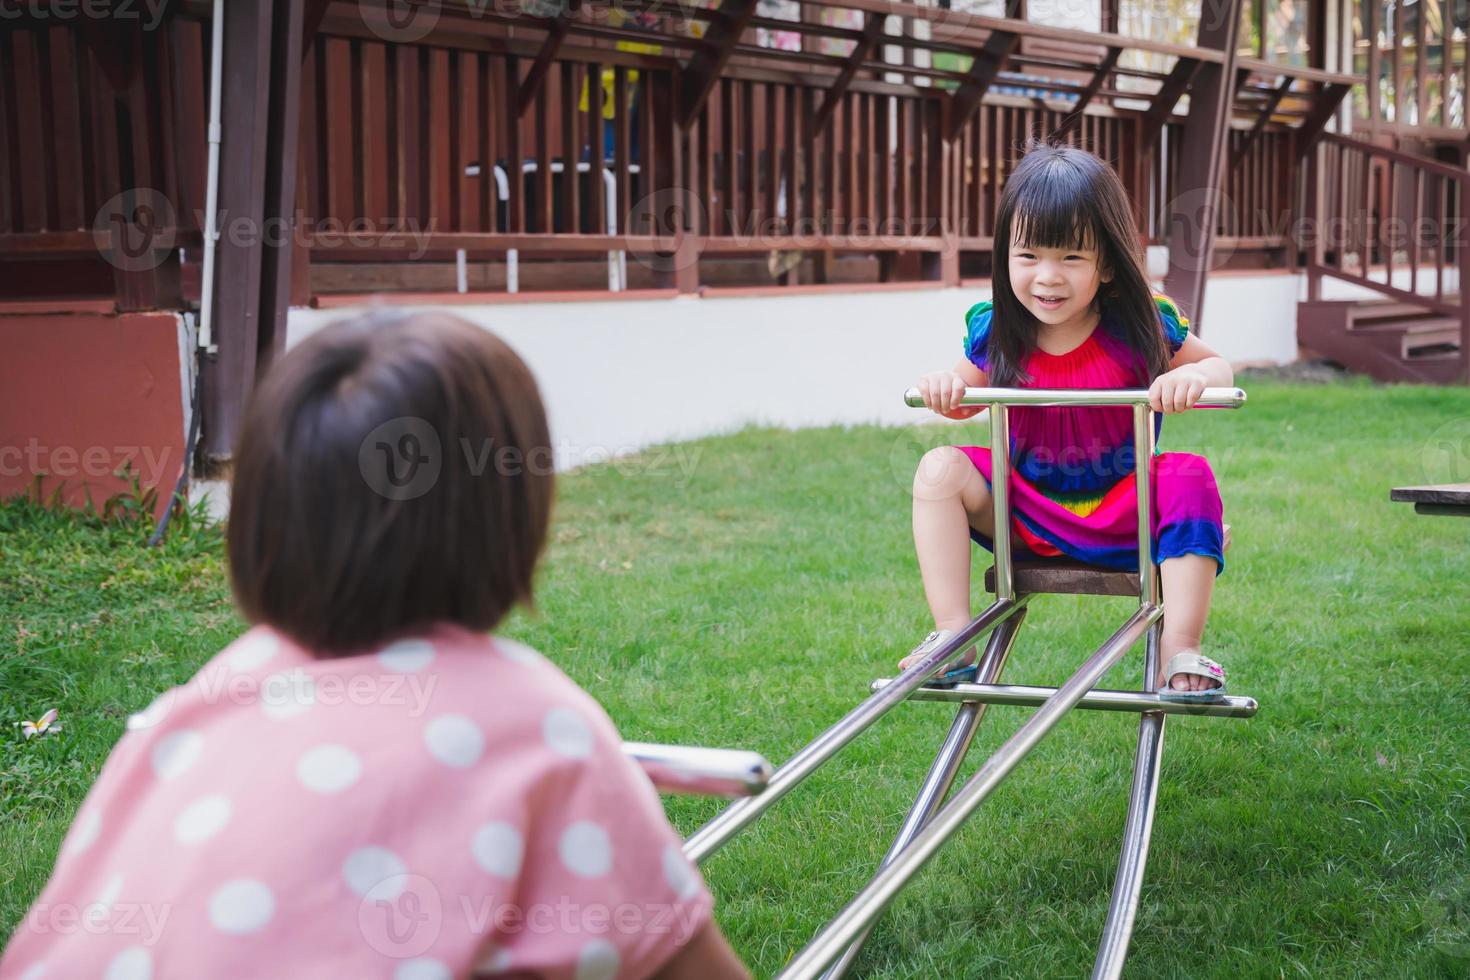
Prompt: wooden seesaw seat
<box><xmin>984</xmin><ymin>524</ymin><xmax>1232</xmax><ymax>597</ymax></box>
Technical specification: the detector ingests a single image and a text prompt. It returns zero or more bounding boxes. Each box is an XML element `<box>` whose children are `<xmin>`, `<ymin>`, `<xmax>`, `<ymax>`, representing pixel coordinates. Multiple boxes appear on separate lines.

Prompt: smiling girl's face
<box><xmin>1007</xmin><ymin>227</ymin><xmax>1111</xmax><ymax>332</ymax></box>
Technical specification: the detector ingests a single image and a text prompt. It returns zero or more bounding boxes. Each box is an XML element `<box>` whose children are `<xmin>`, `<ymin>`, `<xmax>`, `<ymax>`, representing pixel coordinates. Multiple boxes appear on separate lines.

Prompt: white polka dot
<box><xmin>67</xmin><ymin>809</ymin><xmax>101</xmax><ymax>855</ymax></box>
<box><xmin>126</xmin><ymin>690</ymin><xmax>176</xmax><ymax>731</ymax></box>
<box><xmin>150</xmin><ymin>730</ymin><xmax>204</xmax><ymax>780</ymax></box>
<box><xmin>17</xmin><ymin>962</ymin><xmax>47</xmax><ymax>980</ymax></box>
<box><xmin>575</xmin><ymin>939</ymin><xmax>620</xmax><ymax>980</ymax></box>
<box><xmin>476</xmin><ymin>948</ymin><xmax>513</xmax><ymax>974</ymax></box>
<box><xmin>471</xmin><ymin>822</ymin><xmax>524</xmax><ymax>878</ymax></box>
<box><xmin>343</xmin><ymin>846</ymin><xmax>408</xmax><ymax>901</ymax></box>
<box><xmin>497</xmin><ymin>638</ymin><xmax>541</xmax><ymax>665</ymax></box>
<box><xmin>559</xmin><ymin>821</ymin><xmax>612</xmax><ymax>878</ymax></box>
<box><xmin>174</xmin><ymin>794</ymin><xmax>232</xmax><ymax>844</ymax></box>
<box><xmin>208</xmin><ymin>879</ymin><xmax>275</xmax><ymax>934</ymax></box>
<box><xmin>104</xmin><ymin>946</ymin><xmax>152</xmax><ymax>980</ymax></box>
<box><xmin>543</xmin><ymin>707</ymin><xmax>594</xmax><ymax>759</ymax></box>
<box><xmin>424</xmin><ymin>714</ymin><xmax>484</xmax><ymax>768</ymax></box>
<box><xmin>227</xmin><ymin>633</ymin><xmax>280</xmax><ymax>672</ymax></box>
<box><xmin>296</xmin><ymin>744</ymin><xmax>362</xmax><ymax>794</ymax></box>
<box><xmin>377</xmin><ymin>639</ymin><xmax>436</xmax><ymax>673</ymax></box>
<box><xmin>393</xmin><ymin>960</ymin><xmax>452</xmax><ymax>980</ymax></box>
<box><xmin>260</xmin><ymin>669</ymin><xmax>315</xmax><ymax>719</ymax></box>
<box><xmin>662</xmin><ymin>844</ymin><xmax>702</xmax><ymax>900</ymax></box>
<box><xmin>84</xmin><ymin>872</ymin><xmax>124</xmax><ymax>927</ymax></box>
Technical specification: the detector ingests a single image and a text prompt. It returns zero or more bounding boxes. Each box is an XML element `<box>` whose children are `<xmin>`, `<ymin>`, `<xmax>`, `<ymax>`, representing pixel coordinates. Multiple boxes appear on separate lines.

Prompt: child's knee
<box><xmin>913</xmin><ymin>447</ymin><xmax>988</xmax><ymax>506</ymax></box>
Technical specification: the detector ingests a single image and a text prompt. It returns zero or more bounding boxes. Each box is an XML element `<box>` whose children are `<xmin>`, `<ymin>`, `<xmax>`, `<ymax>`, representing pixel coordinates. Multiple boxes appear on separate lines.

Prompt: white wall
<box><xmin>287</xmin><ymin>273</ymin><xmax>1303</xmax><ymax>464</ymax></box>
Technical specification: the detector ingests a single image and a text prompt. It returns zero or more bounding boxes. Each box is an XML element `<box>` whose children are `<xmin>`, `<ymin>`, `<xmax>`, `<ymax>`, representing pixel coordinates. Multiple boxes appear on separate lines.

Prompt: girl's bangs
<box><xmin>1008</xmin><ymin>173</ymin><xmax>1100</xmax><ymax>252</ymax></box>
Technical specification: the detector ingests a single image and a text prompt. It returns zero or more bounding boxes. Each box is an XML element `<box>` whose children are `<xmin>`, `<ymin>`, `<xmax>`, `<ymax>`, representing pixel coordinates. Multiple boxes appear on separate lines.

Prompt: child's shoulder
<box><xmin>1150</xmin><ymin>291</ymin><xmax>1189</xmax><ymax>330</ymax></box>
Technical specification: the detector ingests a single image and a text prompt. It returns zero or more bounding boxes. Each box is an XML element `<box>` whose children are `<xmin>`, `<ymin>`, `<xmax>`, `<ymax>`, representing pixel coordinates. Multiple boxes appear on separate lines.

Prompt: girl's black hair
<box><xmin>986</xmin><ymin>140</ymin><xmax>1172</xmax><ymax>386</ymax></box>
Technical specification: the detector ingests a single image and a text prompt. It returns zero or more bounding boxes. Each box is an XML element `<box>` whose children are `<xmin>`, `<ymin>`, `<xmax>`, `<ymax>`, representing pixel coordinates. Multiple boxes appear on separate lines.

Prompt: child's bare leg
<box><xmin>1157</xmin><ymin>554</ymin><xmax>1219</xmax><ymax>692</ymax></box>
<box><xmin>899</xmin><ymin>448</ymin><xmax>994</xmax><ymax>670</ymax></box>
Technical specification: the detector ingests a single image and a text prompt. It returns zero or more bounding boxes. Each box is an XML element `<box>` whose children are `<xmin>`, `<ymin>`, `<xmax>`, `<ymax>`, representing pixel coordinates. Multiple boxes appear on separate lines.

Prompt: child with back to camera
<box><xmin>899</xmin><ymin>143</ymin><xmax>1233</xmax><ymax>701</ymax></box>
<box><xmin>0</xmin><ymin>311</ymin><xmax>748</xmax><ymax>980</ymax></box>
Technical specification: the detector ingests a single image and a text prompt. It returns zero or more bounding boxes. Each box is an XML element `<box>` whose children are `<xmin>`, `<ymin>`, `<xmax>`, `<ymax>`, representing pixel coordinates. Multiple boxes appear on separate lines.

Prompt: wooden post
<box><xmin>1161</xmin><ymin>0</ymin><xmax>1243</xmax><ymax>335</ymax></box>
<box><xmin>202</xmin><ymin>0</ymin><xmax>308</xmax><ymax>461</ymax></box>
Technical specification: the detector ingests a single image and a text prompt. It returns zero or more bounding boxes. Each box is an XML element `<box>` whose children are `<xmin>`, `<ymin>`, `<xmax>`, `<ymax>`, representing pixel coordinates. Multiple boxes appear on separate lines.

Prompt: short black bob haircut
<box><xmin>227</xmin><ymin>309</ymin><xmax>553</xmax><ymax>656</ymax></box>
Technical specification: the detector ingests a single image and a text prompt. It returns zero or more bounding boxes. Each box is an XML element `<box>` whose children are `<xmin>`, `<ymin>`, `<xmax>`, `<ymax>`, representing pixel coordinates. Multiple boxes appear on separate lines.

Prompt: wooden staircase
<box><xmin>1298</xmin><ymin>298</ymin><xmax>1468</xmax><ymax>384</ymax></box>
<box><xmin>1298</xmin><ymin>134</ymin><xmax>1470</xmax><ymax>384</ymax></box>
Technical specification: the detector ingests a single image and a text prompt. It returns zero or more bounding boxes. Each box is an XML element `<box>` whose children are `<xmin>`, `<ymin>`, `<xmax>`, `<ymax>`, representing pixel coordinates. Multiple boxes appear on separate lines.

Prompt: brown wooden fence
<box><xmin>1</xmin><ymin>11</ymin><xmax>1328</xmax><ymax>303</ymax></box>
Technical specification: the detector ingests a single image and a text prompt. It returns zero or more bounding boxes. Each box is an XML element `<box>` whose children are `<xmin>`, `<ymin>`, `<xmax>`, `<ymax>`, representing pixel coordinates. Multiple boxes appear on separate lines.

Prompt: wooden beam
<box><xmin>516</xmin><ymin>17</ymin><xmax>572</xmax><ymax>118</ymax></box>
<box><xmin>944</xmin><ymin>28</ymin><xmax>1018</xmax><ymax>142</ymax></box>
<box><xmin>678</xmin><ymin>0</ymin><xmax>759</xmax><ymax>129</ymax></box>
<box><xmin>812</xmin><ymin>13</ymin><xmax>887</xmax><ymax>135</ymax></box>
<box><xmin>1053</xmin><ymin>47</ymin><xmax>1120</xmax><ymax>140</ymax></box>
<box><xmin>257</xmin><ymin>0</ymin><xmax>309</xmax><ymax>367</ymax></box>
<box><xmin>1292</xmin><ymin>82</ymin><xmax>1351</xmax><ymax>158</ymax></box>
<box><xmin>1162</xmin><ymin>0</ymin><xmax>1243</xmax><ymax>335</ymax></box>
<box><xmin>203</xmin><ymin>0</ymin><xmax>308</xmax><ymax>460</ymax></box>
<box><xmin>1231</xmin><ymin>74</ymin><xmax>1292</xmax><ymax>167</ymax></box>
<box><xmin>1139</xmin><ymin>54</ymin><xmax>1199</xmax><ymax>151</ymax></box>
<box><xmin>300</xmin><ymin>0</ymin><xmax>333</xmax><ymax>56</ymax></box>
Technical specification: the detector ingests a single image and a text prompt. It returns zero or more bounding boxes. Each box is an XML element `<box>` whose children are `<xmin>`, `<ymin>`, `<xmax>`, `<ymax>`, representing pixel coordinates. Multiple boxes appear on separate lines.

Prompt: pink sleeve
<box><xmin>481</xmin><ymin>696</ymin><xmax>716</xmax><ymax>980</ymax></box>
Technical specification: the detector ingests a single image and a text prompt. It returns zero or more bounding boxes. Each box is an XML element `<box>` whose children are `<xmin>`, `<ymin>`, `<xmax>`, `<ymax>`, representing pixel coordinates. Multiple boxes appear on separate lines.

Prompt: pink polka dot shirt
<box><xmin>1</xmin><ymin>624</ymin><xmax>713</xmax><ymax>980</ymax></box>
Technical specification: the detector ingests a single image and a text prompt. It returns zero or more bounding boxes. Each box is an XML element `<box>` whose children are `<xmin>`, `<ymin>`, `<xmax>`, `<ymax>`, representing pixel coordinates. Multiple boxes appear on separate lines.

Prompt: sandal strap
<box><xmin>1163</xmin><ymin>651</ymin><xmax>1226</xmax><ymax>683</ymax></box>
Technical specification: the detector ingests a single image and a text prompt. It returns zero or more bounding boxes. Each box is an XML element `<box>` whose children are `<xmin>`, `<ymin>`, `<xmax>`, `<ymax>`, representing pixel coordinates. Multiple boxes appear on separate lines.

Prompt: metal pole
<box><xmin>776</xmin><ymin>602</ymin><xmax>1163</xmax><ymax>980</ymax></box>
<box><xmin>1094</xmin><ymin>398</ymin><xmax>1166</xmax><ymax>978</ymax></box>
<box><xmin>1092</xmin><ymin>614</ymin><xmax>1166</xmax><ymax>979</ymax></box>
<box><xmin>684</xmin><ymin>596</ymin><xmax>1029</xmax><ymax>864</ymax></box>
<box><xmin>871</xmin><ymin>680</ymin><xmax>1256</xmax><ymax>719</ymax></box>
<box><xmin>989</xmin><ymin>403</ymin><xmax>1013</xmax><ymax>601</ymax></box>
<box><xmin>904</xmin><ymin>387</ymin><xmax>1247</xmax><ymax>409</ymax></box>
<box><xmin>820</xmin><ymin>608</ymin><xmax>1030</xmax><ymax>980</ymax></box>
<box><xmin>197</xmin><ymin>0</ymin><xmax>225</xmax><ymax>354</ymax></box>
<box><xmin>1133</xmin><ymin>402</ymin><xmax>1156</xmax><ymax>609</ymax></box>
<box><xmin>623</xmin><ymin>743</ymin><xmax>774</xmax><ymax>798</ymax></box>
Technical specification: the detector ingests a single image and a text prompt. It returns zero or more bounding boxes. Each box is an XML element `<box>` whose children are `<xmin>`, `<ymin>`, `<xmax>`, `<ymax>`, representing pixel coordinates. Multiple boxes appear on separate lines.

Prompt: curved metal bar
<box><xmin>683</xmin><ymin>596</ymin><xmax>1030</xmax><ymax>864</ymax></box>
<box><xmin>904</xmin><ymin>386</ymin><xmax>1248</xmax><ymax>409</ymax></box>
<box><xmin>820</xmin><ymin>607</ymin><xmax>1031</xmax><ymax>980</ymax></box>
<box><xmin>624</xmin><ymin>743</ymin><xmax>774</xmax><ymax>798</ymax></box>
<box><xmin>776</xmin><ymin>602</ymin><xmax>1163</xmax><ymax>980</ymax></box>
<box><xmin>1093</xmin><ymin>564</ymin><xmax>1167</xmax><ymax>977</ymax></box>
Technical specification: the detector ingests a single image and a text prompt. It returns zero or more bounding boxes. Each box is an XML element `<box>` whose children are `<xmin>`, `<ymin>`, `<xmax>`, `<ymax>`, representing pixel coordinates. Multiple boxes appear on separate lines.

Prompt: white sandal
<box><xmin>1158</xmin><ymin>651</ymin><xmax>1227</xmax><ymax>703</ymax></box>
<box><xmin>898</xmin><ymin>629</ymin><xmax>977</xmax><ymax>688</ymax></box>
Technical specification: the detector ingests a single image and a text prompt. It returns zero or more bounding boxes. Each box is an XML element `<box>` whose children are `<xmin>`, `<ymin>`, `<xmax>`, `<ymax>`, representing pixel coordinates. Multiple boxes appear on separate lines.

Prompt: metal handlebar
<box><xmin>624</xmin><ymin>742</ymin><xmax>774</xmax><ymax>798</ymax></box>
<box><xmin>903</xmin><ymin>386</ymin><xmax>1248</xmax><ymax>409</ymax></box>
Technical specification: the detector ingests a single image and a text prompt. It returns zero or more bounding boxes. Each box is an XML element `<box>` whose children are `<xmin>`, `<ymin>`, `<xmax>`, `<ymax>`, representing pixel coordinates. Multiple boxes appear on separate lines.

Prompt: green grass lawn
<box><xmin>4</xmin><ymin>376</ymin><xmax>1470</xmax><ymax>977</ymax></box>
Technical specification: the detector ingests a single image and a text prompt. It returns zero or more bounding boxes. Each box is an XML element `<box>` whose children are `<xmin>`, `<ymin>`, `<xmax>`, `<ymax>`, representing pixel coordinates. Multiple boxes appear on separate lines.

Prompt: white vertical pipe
<box><xmin>198</xmin><ymin>0</ymin><xmax>225</xmax><ymax>353</ymax></box>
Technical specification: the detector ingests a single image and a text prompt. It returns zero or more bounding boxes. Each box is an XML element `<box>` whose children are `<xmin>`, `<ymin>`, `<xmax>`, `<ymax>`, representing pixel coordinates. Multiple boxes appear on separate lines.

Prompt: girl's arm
<box><xmin>1149</xmin><ymin>334</ymin><xmax>1233</xmax><ymax>414</ymax></box>
<box><xmin>917</xmin><ymin>358</ymin><xmax>989</xmax><ymax>420</ymax></box>
<box><xmin>651</xmin><ymin>922</ymin><xmax>751</xmax><ymax>980</ymax></box>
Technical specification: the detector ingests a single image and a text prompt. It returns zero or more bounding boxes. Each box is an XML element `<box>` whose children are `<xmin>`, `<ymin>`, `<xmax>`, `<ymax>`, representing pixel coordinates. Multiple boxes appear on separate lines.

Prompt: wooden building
<box><xmin>1</xmin><ymin>0</ymin><xmax>1467</xmax><ymax>512</ymax></box>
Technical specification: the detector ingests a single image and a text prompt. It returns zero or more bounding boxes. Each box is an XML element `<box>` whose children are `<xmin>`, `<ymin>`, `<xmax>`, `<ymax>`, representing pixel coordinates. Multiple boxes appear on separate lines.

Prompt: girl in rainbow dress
<box><xmin>901</xmin><ymin>143</ymin><xmax>1232</xmax><ymax>702</ymax></box>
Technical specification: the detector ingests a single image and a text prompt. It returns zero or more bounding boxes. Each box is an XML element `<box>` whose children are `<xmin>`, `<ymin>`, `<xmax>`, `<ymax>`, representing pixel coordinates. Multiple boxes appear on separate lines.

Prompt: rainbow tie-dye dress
<box><xmin>954</xmin><ymin>294</ymin><xmax>1226</xmax><ymax>575</ymax></box>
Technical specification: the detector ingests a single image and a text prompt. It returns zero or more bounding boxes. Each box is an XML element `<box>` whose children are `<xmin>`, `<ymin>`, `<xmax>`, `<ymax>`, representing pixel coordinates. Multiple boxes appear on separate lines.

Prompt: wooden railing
<box><xmin>0</xmin><ymin>7</ymin><xmax>1340</xmax><ymax>303</ymax></box>
<box><xmin>1304</xmin><ymin>132</ymin><xmax>1470</xmax><ymax>324</ymax></box>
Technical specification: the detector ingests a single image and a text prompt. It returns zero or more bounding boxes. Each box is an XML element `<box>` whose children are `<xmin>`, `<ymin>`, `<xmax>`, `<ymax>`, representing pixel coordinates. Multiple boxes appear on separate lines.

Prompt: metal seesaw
<box><xmin>684</xmin><ymin>385</ymin><xmax>1258</xmax><ymax>978</ymax></box>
